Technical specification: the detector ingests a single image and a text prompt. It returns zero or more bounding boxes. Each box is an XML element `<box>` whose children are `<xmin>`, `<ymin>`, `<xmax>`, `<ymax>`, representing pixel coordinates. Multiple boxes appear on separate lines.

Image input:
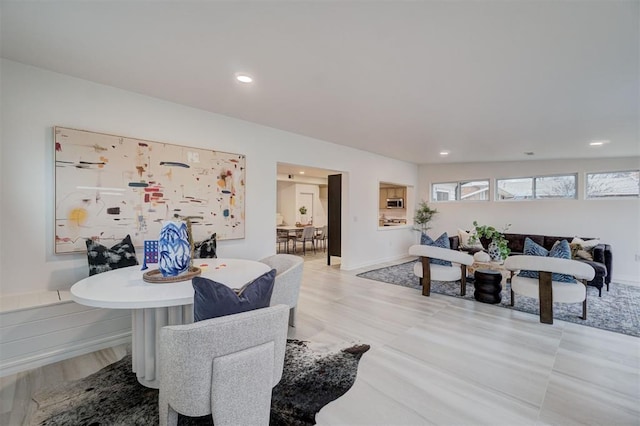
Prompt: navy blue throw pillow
<box><xmin>420</xmin><ymin>232</ymin><xmax>452</xmax><ymax>266</ymax></box>
<box><xmin>86</xmin><ymin>234</ymin><xmax>138</xmax><ymax>276</ymax></box>
<box><xmin>192</xmin><ymin>268</ymin><xmax>276</xmax><ymax>322</ymax></box>
<box><xmin>518</xmin><ymin>238</ymin><xmax>575</xmax><ymax>283</ymax></box>
<box><xmin>193</xmin><ymin>233</ymin><xmax>217</xmax><ymax>259</ymax></box>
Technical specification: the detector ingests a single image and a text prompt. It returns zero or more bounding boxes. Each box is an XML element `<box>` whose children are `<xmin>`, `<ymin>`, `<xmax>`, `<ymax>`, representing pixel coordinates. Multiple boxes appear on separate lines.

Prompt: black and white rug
<box><xmin>358</xmin><ymin>260</ymin><xmax>640</xmax><ymax>337</ymax></box>
<box><xmin>31</xmin><ymin>340</ymin><xmax>370</xmax><ymax>426</ymax></box>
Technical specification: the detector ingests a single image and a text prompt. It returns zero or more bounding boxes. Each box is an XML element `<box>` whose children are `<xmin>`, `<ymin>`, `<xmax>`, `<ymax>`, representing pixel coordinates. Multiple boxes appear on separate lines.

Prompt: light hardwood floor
<box><xmin>2</xmin><ymin>256</ymin><xmax>639</xmax><ymax>425</ymax></box>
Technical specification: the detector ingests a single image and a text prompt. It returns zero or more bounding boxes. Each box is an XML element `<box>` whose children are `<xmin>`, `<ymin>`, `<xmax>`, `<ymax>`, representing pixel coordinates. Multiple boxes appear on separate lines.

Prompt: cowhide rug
<box><xmin>31</xmin><ymin>339</ymin><xmax>370</xmax><ymax>426</ymax></box>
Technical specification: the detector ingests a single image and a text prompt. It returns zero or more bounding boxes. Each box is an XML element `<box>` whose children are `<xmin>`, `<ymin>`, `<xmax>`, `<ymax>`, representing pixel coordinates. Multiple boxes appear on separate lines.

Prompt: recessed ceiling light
<box><xmin>299</xmin><ymin>171</ymin><xmax>305</xmax><ymax>175</ymax></box>
<box><xmin>589</xmin><ymin>140</ymin><xmax>609</xmax><ymax>146</ymax></box>
<box><xmin>439</xmin><ymin>151</ymin><xmax>449</xmax><ymax>156</ymax></box>
<box><xmin>235</xmin><ymin>73</ymin><xmax>253</xmax><ymax>83</ymax></box>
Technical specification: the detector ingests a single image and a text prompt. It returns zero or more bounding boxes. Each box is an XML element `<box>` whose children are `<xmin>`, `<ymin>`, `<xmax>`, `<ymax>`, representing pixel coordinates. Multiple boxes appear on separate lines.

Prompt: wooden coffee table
<box><xmin>467</xmin><ymin>261</ymin><xmax>511</xmax><ymax>282</ymax></box>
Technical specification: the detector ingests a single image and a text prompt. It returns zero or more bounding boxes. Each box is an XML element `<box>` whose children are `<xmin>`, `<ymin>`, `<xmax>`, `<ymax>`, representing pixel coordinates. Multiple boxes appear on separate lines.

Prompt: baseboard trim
<box><xmin>342</xmin><ymin>254</ymin><xmax>412</xmax><ymax>272</ymax></box>
<box><xmin>0</xmin><ymin>332</ymin><xmax>131</xmax><ymax>377</ymax></box>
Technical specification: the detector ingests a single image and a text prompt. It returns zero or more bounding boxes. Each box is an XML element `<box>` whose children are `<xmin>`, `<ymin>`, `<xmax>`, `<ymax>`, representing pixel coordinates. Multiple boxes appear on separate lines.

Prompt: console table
<box><xmin>70</xmin><ymin>258</ymin><xmax>270</xmax><ymax>388</ymax></box>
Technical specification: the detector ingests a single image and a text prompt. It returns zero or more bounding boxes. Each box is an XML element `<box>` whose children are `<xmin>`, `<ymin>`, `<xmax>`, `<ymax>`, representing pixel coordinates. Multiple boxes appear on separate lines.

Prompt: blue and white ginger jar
<box><xmin>158</xmin><ymin>220</ymin><xmax>191</xmax><ymax>277</ymax></box>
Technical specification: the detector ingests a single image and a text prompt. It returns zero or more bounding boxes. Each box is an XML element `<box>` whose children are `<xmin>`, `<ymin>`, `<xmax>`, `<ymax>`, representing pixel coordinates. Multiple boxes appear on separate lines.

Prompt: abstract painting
<box><xmin>55</xmin><ymin>127</ymin><xmax>246</xmax><ymax>254</ymax></box>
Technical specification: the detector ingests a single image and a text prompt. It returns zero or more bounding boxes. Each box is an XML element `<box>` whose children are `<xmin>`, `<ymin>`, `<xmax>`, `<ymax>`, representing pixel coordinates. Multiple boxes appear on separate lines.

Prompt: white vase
<box><xmin>488</xmin><ymin>240</ymin><xmax>502</xmax><ymax>262</ymax></box>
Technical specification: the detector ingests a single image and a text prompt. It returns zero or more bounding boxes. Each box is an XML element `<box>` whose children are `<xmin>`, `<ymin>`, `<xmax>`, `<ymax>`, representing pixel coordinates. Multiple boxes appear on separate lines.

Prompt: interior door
<box><xmin>327</xmin><ymin>174</ymin><xmax>341</xmax><ymax>265</ymax></box>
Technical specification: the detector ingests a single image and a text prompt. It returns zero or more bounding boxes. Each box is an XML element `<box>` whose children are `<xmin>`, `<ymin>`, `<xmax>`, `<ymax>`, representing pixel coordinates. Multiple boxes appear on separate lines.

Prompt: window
<box><xmin>432</xmin><ymin>182</ymin><xmax>457</xmax><ymax>201</ymax></box>
<box><xmin>496</xmin><ymin>174</ymin><xmax>576</xmax><ymax>200</ymax></box>
<box><xmin>496</xmin><ymin>178</ymin><xmax>533</xmax><ymax>200</ymax></box>
<box><xmin>432</xmin><ymin>180</ymin><xmax>489</xmax><ymax>202</ymax></box>
<box><xmin>586</xmin><ymin>171</ymin><xmax>640</xmax><ymax>199</ymax></box>
<box><xmin>460</xmin><ymin>180</ymin><xmax>489</xmax><ymax>201</ymax></box>
<box><xmin>534</xmin><ymin>175</ymin><xmax>576</xmax><ymax>199</ymax></box>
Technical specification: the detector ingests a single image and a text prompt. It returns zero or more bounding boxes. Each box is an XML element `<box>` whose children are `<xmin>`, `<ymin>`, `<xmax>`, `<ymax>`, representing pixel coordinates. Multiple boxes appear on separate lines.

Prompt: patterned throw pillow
<box><xmin>518</xmin><ymin>238</ymin><xmax>575</xmax><ymax>283</ymax></box>
<box><xmin>575</xmin><ymin>249</ymin><xmax>593</xmax><ymax>261</ymax></box>
<box><xmin>192</xmin><ymin>269</ymin><xmax>276</xmax><ymax>322</ymax></box>
<box><xmin>193</xmin><ymin>233</ymin><xmax>217</xmax><ymax>259</ymax></box>
<box><xmin>570</xmin><ymin>237</ymin><xmax>600</xmax><ymax>253</ymax></box>
<box><xmin>85</xmin><ymin>235</ymin><xmax>138</xmax><ymax>276</ymax></box>
<box><xmin>569</xmin><ymin>243</ymin><xmax>582</xmax><ymax>259</ymax></box>
<box><xmin>569</xmin><ymin>242</ymin><xmax>594</xmax><ymax>261</ymax></box>
<box><xmin>420</xmin><ymin>232</ymin><xmax>452</xmax><ymax>266</ymax></box>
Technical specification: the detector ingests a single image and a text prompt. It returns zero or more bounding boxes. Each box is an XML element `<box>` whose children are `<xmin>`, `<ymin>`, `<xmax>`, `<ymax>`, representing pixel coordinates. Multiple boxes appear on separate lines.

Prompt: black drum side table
<box><xmin>473</xmin><ymin>269</ymin><xmax>502</xmax><ymax>304</ymax></box>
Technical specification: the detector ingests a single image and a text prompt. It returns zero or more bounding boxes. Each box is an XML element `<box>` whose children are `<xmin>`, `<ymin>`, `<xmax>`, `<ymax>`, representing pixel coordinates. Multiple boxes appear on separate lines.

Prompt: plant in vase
<box><xmin>413</xmin><ymin>201</ymin><xmax>438</xmax><ymax>234</ymax></box>
<box><xmin>299</xmin><ymin>205</ymin><xmax>308</xmax><ymax>225</ymax></box>
<box><xmin>469</xmin><ymin>220</ymin><xmax>511</xmax><ymax>262</ymax></box>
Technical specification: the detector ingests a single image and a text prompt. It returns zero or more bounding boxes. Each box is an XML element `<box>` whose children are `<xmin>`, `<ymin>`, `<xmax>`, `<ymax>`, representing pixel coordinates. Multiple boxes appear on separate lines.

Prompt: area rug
<box><xmin>358</xmin><ymin>260</ymin><xmax>640</xmax><ymax>337</ymax></box>
<box><xmin>31</xmin><ymin>339</ymin><xmax>370</xmax><ymax>426</ymax></box>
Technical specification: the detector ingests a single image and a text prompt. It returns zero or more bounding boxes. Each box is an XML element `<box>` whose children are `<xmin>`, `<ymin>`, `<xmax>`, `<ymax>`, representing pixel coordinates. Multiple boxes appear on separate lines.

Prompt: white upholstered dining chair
<box><xmin>260</xmin><ymin>254</ymin><xmax>304</xmax><ymax>326</ymax></box>
<box><xmin>503</xmin><ymin>255</ymin><xmax>595</xmax><ymax>324</ymax></box>
<box><xmin>158</xmin><ymin>305</ymin><xmax>289</xmax><ymax>426</ymax></box>
<box><xmin>409</xmin><ymin>244</ymin><xmax>474</xmax><ymax>297</ymax></box>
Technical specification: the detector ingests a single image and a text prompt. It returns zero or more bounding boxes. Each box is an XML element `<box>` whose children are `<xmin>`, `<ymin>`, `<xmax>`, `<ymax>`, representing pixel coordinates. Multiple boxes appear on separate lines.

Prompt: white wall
<box><xmin>277</xmin><ymin>181</ymin><xmax>297</xmax><ymax>226</ymax></box>
<box><xmin>418</xmin><ymin>158</ymin><xmax>640</xmax><ymax>285</ymax></box>
<box><xmin>0</xmin><ymin>59</ymin><xmax>419</xmax><ymax>295</ymax></box>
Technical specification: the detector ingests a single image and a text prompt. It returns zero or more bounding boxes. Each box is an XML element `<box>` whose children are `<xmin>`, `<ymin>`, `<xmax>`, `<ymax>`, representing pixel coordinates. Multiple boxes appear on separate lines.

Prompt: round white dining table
<box><xmin>71</xmin><ymin>258</ymin><xmax>271</xmax><ymax>388</ymax></box>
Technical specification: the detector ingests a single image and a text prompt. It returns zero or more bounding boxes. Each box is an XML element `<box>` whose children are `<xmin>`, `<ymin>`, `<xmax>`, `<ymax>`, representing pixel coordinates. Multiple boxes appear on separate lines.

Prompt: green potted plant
<box><xmin>469</xmin><ymin>220</ymin><xmax>511</xmax><ymax>261</ymax></box>
<box><xmin>298</xmin><ymin>205</ymin><xmax>309</xmax><ymax>225</ymax></box>
<box><xmin>413</xmin><ymin>201</ymin><xmax>438</xmax><ymax>234</ymax></box>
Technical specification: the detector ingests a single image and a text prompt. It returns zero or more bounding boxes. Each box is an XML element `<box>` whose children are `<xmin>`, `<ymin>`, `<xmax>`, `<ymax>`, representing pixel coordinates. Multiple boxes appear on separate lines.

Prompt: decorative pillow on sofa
<box><xmin>571</xmin><ymin>237</ymin><xmax>600</xmax><ymax>252</ymax></box>
<box><xmin>192</xmin><ymin>269</ymin><xmax>276</xmax><ymax>322</ymax></box>
<box><xmin>193</xmin><ymin>233</ymin><xmax>217</xmax><ymax>259</ymax></box>
<box><xmin>458</xmin><ymin>229</ymin><xmax>484</xmax><ymax>250</ymax></box>
<box><xmin>420</xmin><ymin>232</ymin><xmax>452</xmax><ymax>266</ymax></box>
<box><xmin>575</xmin><ymin>249</ymin><xmax>593</xmax><ymax>261</ymax></box>
<box><xmin>569</xmin><ymin>242</ymin><xmax>581</xmax><ymax>259</ymax></box>
<box><xmin>518</xmin><ymin>238</ymin><xmax>575</xmax><ymax>283</ymax></box>
<box><xmin>569</xmin><ymin>242</ymin><xmax>594</xmax><ymax>261</ymax></box>
<box><xmin>86</xmin><ymin>234</ymin><xmax>139</xmax><ymax>276</ymax></box>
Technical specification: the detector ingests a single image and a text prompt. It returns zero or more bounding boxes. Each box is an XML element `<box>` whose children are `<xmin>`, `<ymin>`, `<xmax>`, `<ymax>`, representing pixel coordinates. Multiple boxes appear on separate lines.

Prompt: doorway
<box><xmin>276</xmin><ymin>163</ymin><xmax>343</xmax><ymax>265</ymax></box>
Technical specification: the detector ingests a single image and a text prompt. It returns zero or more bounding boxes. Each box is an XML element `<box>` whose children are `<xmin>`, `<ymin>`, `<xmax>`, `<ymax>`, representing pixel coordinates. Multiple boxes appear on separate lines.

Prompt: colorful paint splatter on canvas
<box><xmin>54</xmin><ymin>127</ymin><xmax>246</xmax><ymax>254</ymax></box>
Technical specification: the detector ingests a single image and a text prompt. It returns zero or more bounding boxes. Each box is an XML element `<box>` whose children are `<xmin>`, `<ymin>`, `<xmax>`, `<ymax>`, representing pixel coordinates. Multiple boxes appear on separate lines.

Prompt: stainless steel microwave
<box><xmin>386</xmin><ymin>198</ymin><xmax>404</xmax><ymax>208</ymax></box>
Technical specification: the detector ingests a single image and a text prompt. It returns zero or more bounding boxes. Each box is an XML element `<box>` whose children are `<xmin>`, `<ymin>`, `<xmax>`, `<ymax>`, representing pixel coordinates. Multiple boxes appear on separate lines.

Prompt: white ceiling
<box><xmin>1</xmin><ymin>1</ymin><xmax>638</xmax><ymax>164</ymax></box>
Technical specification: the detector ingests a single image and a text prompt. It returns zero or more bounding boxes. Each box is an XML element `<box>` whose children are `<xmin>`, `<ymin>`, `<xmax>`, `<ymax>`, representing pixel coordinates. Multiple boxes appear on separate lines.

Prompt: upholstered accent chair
<box><xmin>260</xmin><ymin>254</ymin><xmax>304</xmax><ymax>327</ymax></box>
<box><xmin>409</xmin><ymin>244</ymin><xmax>474</xmax><ymax>297</ymax></box>
<box><xmin>503</xmin><ymin>255</ymin><xmax>595</xmax><ymax>324</ymax></box>
<box><xmin>158</xmin><ymin>305</ymin><xmax>289</xmax><ymax>426</ymax></box>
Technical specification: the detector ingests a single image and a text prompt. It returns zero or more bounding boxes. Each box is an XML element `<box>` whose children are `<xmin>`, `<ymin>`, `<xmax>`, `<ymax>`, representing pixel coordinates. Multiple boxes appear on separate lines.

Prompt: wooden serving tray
<box><xmin>142</xmin><ymin>266</ymin><xmax>202</xmax><ymax>283</ymax></box>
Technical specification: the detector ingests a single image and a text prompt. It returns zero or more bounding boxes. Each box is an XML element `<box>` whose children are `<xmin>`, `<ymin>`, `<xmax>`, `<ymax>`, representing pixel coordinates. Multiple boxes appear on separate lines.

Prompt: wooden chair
<box><xmin>503</xmin><ymin>255</ymin><xmax>595</xmax><ymax>324</ymax></box>
<box><xmin>409</xmin><ymin>244</ymin><xmax>474</xmax><ymax>297</ymax></box>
